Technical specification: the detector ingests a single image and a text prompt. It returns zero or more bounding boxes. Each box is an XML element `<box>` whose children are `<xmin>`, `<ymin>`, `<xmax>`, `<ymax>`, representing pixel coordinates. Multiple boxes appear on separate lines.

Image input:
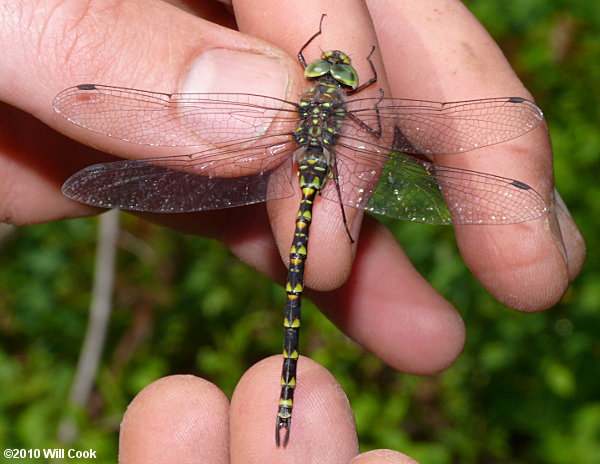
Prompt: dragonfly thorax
<box><xmin>293</xmin><ymin>83</ymin><xmax>347</xmax><ymax>149</ymax></box>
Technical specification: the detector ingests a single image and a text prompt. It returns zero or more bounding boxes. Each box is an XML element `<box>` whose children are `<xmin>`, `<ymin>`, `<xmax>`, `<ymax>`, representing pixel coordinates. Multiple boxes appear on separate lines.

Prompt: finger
<box><xmin>235</xmin><ymin>0</ymin><xmax>390</xmax><ymax>291</ymax></box>
<box><xmin>233</xmin><ymin>1</ymin><xmax>464</xmax><ymax>374</ymax></box>
<box><xmin>0</xmin><ymin>0</ymin><xmax>295</xmax><ymax>223</ymax></box>
<box><xmin>0</xmin><ymin>102</ymin><xmax>108</xmax><ymax>224</ymax></box>
<box><xmin>313</xmin><ymin>217</ymin><xmax>465</xmax><ymax>374</ymax></box>
<box><xmin>230</xmin><ymin>356</ymin><xmax>359</xmax><ymax>460</ymax></box>
<box><xmin>170</xmin><ymin>213</ymin><xmax>464</xmax><ymax>375</ymax></box>
<box><xmin>366</xmin><ymin>0</ymin><xmax>584</xmax><ymax>310</ymax></box>
<box><xmin>119</xmin><ymin>375</ymin><xmax>229</xmax><ymax>463</ymax></box>
<box><xmin>351</xmin><ymin>449</ymin><xmax>420</xmax><ymax>464</ymax></box>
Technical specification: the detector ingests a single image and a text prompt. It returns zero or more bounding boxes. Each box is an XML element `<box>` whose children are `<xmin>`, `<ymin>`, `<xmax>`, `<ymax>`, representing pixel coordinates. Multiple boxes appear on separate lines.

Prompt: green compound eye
<box><xmin>304</xmin><ymin>60</ymin><xmax>331</xmax><ymax>78</ymax></box>
<box><xmin>330</xmin><ymin>63</ymin><xmax>359</xmax><ymax>89</ymax></box>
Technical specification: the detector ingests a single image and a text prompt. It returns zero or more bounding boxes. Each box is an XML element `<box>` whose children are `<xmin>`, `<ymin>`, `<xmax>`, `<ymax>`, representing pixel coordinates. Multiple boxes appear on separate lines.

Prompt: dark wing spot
<box><xmin>510</xmin><ymin>180</ymin><xmax>532</xmax><ymax>190</ymax></box>
<box><xmin>76</xmin><ymin>84</ymin><xmax>97</xmax><ymax>90</ymax></box>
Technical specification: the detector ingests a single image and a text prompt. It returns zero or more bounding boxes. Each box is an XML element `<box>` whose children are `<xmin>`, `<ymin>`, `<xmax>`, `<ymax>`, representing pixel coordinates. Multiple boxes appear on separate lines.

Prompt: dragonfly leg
<box><xmin>298</xmin><ymin>14</ymin><xmax>327</xmax><ymax>68</ymax></box>
<box><xmin>347</xmin><ymin>45</ymin><xmax>378</xmax><ymax>95</ymax></box>
<box><xmin>329</xmin><ymin>162</ymin><xmax>355</xmax><ymax>243</ymax></box>
<box><xmin>348</xmin><ymin>88</ymin><xmax>385</xmax><ymax>138</ymax></box>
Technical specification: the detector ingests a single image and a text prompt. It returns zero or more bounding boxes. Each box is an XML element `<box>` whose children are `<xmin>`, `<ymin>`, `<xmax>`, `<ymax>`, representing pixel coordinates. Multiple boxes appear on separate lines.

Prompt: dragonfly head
<box><xmin>304</xmin><ymin>50</ymin><xmax>359</xmax><ymax>90</ymax></box>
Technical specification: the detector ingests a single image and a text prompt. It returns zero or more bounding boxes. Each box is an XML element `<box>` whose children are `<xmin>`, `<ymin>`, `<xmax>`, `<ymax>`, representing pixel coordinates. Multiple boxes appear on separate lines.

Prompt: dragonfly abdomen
<box><xmin>276</xmin><ymin>151</ymin><xmax>330</xmax><ymax>446</ymax></box>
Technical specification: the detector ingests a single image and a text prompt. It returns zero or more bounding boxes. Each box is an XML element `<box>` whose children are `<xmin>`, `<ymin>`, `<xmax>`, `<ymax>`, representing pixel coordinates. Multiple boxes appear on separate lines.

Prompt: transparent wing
<box><xmin>53</xmin><ymin>84</ymin><xmax>299</xmax><ymax>147</ymax></box>
<box><xmin>56</xmin><ymin>84</ymin><xmax>300</xmax><ymax>211</ymax></box>
<box><xmin>316</xmin><ymin>96</ymin><xmax>547</xmax><ymax>225</ymax></box>
<box><xmin>323</xmin><ymin>143</ymin><xmax>547</xmax><ymax>225</ymax></box>
<box><xmin>346</xmin><ymin>96</ymin><xmax>544</xmax><ymax>154</ymax></box>
<box><xmin>57</xmin><ymin>85</ymin><xmax>547</xmax><ymax>221</ymax></box>
<box><xmin>62</xmin><ymin>145</ymin><xmax>297</xmax><ymax>212</ymax></box>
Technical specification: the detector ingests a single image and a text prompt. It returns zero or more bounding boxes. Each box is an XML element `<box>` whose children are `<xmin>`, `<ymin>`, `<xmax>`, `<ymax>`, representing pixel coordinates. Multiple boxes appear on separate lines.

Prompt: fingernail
<box><xmin>546</xmin><ymin>187</ymin><xmax>568</xmax><ymax>263</ymax></box>
<box><xmin>182</xmin><ymin>48</ymin><xmax>290</xmax><ymax>98</ymax></box>
<box><xmin>553</xmin><ymin>187</ymin><xmax>573</xmax><ymax>221</ymax></box>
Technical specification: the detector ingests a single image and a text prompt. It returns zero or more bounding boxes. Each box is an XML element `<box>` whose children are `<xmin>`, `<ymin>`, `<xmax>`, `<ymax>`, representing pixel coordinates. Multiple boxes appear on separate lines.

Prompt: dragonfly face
<box><xmin>53</xmin><ymin>15</ymin><xmax>547</xmax><ymax>448</ymax></box>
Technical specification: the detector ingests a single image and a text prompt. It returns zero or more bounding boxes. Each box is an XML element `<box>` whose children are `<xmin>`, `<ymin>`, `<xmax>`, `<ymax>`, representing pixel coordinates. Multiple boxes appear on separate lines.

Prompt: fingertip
<box><xmin>119</xmin><ymin>375</ymin><xmax>229</xmax><ymax>463</ymax></box>
<box><xmin>317</xmin><ymin>220</ymin><xmax>466</xmax><ymax>375</ymax></box>
<box><xmin>455</xmin><ymin>217</ymin><xmax>570</xmax><ymax>312</ymax></box>
<box><xmin>230</xmin><ymin>356</ymin><xmax>358</xmax><ymax>460</ymax></box>
<box><xmin>351</xmin><ymin>449</ymin><xmax>421</xmax><ymax>464</ymax></box>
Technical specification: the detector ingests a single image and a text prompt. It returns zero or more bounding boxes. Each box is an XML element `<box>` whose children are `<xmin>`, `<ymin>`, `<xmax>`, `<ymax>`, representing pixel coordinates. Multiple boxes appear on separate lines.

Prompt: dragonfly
<box><xmin>54</xmin><ymin>16</ymin><xmax>547</xmax><ymax>447</ymax></box>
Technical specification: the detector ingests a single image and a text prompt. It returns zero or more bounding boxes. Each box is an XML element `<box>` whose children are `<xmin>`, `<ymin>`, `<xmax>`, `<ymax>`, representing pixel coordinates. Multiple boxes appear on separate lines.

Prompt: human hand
<box><xmin>0</xmin><ymin>0</ymin><xmax>584</xmax><ymax>384</ymax></box>
<box><xmin>119</xmin><ymin>358</ymin><xmax>419</xmax><ymax>463</ymax></box>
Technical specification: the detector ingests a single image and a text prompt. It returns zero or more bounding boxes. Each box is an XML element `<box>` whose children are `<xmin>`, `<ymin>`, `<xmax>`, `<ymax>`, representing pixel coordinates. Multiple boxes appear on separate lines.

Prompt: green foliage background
<box><xmin>1</xmin><ymin>2</ymin><xmax>598</xmax><ymax>462</ymax></box>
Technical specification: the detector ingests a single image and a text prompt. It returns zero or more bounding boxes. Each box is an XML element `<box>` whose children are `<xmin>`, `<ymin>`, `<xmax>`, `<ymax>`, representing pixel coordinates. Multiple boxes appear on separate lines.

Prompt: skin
<box><xmin>0</xmin><ymin>0</ymin><xmax>585</xmax><ymax>462</ymax></box>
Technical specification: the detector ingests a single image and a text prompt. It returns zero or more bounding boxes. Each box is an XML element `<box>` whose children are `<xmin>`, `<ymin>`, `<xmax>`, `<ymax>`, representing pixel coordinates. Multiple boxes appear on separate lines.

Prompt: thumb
<box><xmin>0</xmin><ymin>0</ymin><xmax>297</xmax><ymax>222</ymax></box>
